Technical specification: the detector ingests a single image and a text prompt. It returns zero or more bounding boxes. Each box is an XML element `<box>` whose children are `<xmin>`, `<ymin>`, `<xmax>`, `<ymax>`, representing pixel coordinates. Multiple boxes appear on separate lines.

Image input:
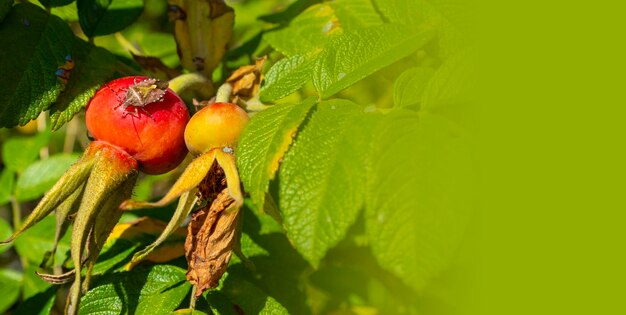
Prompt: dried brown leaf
<box><xmin>226</xmin><ymin>56</ymin><xmax>267</xmax><ymax>100</ymax></box>
<box><xmin>185</xmin><ymin>188</ymin><xmax>241</xmax><ymax>297</ymax></box>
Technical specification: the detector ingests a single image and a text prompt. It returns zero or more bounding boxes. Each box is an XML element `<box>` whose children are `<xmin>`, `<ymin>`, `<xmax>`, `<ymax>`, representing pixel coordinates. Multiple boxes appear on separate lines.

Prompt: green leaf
<box><xmin>278</xmin><ymin>100</ymin><xmax>381</xmax><ymax>266</ymax></box>
<box><xmin>133</xmin><ymin>32</ymin><xmax>179</xmax><ymax>68</ymax></box>
<box><xmin>0</xmin><ymin>0</ymin><xmax>13</xmax><ymax>23</ymax></box>
<box><xmin>2</xmin><ymin>132</ymin><xmax>50</xmax><ymax>173</ymax></box>
<box><xmin>0</xmin><ymin>3</ymin><xmax>76</xmax><ymax>128</ymax></box>
<box><xmin>260</xmin><ymin>54</ymin><xmax>318</xmax><ymax>102</ymax></box>
<box><xmin>80</xmin><ymin>265</ymin><xmax>190</xmax><ymax>315</ymax></box>
<box><xmin>14</xmin><ymin>214</ymin><xmax>71</xmax><ymax>264</ymax></box>
<box><xmin>313</xmin><ymin>24</ymin><xmax>434</xmax><ymax>98</ymax></box>
<box><xmin>21</xmin><ymin>264</ymin><xmax>52</xmax><ymax>300</ymax></box>
<box><xmin>237</xmin><ymin>97</ymin><xmax>317</xmax><ymax>211</ymax></box>
<box><xmin>40</xmin><ymin>0</ymin><xmax>74</xmax><ymax>8</ymax></box>
<box><xmin>0</xmin><ymin>268</ymin><xmax>23</xmax><ymax>314</ymax></box>
<box><xmin>51</xmin><ymin>2</ymin><xmax>79</xmax><ymax>21</ymax></box>
<box><xmin>421</xmin><ymin>48</ymin><xmax>477</xmax><ymax>132</ymax></box>
<box><xmin>77</xmin><ymin>0</ymin><xmax>143</xmax><ymax>37</ymax></box>
<box><xmin>258</xmin><ymin>0</ymin><xmax>321</xmax><ymax>25</ymax></box>
<box><xmin>372</xmin><ymin>0</ymin><xmax>471</xmax><ymax>58</ymax></box>
<box><xmin>393</xmin><ymin>66</ymin><xmax>436</xmax><ymax>109</ymax></box>
<box><xmin>365</xmin><ymin>110</ymin><xmax>474</xmax><ymax>292</ymax></box>
<box><xmin>0</xmin><ymin>168</ymin><xmax>15</xmax><ymax>205</ymax></box>
<box><xmin>423</xmin><ymin>0</ymin><xmax>470</xmax><ymax>58</ymax></box>
<box><xmin>263</xmin><ymin>2</ymin><xmax>341</xmax><ymax>57</ymax></box>
<box><xmin>227</xmin><ymin>206</ymin><xmax>311</xmax><ymax>314</ymax></box>
<box><xmin>92</xmin><ymin>217</ymin><xmax>185</xmax><ymax>275</ymax></box>
<box><xmin>329</xmin><ymin>0</ymin><xmax>384</xmax><ymax>30</ymax></box>
<box><xmin>131</xmin><ymin>174</ymin><xmax>168</xmax><ymax>202</ymax></box>
<box><xmin>371</xmin><ymin>0</ymin><xmax>425</xmax><ymax>25</ymax></box>
<box><xmin>49</xmin><ymin>38</ymin><xmax>130</xmax><ymax>130</ymax></box>
<box><xmin>206</xmin><ymin>270</ymin><xmax>289</xmax><ymax>315</ymax></box>
<box><xmin>15</xmin><ymin>153</ymin><xmax>80</xmax><ymax>202</ymax></box>
<box><xmin>14</xmin><ymin>286</ymin><xmax>56</xmax><ymax>315</ymax></box>
<box><xmin>0</xmin><ymin>218</ymin><xmax>12</xmax><ymax>253</ymax></box>
<box><xmin>173</xmin><ymin>310</ymin><xmax>209</xmax><ymax>315</ymax></box>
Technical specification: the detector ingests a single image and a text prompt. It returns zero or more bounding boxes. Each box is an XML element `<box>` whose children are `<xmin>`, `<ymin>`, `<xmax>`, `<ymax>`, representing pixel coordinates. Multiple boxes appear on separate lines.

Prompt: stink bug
<box><xmin>108</xmin><ymin>78</ymin><xmax>169</xmax><ymax>119</ymax></box>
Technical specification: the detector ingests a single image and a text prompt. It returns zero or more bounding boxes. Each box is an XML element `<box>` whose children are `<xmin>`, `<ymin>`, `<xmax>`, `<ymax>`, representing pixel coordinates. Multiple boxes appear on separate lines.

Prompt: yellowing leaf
<box><xmin>107</xmin><ymin>216</ymin><xmax>186</xmax><ymax>242</ymax></box>
<box><xmin>263</xmin><ymin>3</ymin><xmax>343</xmax><ymax>57</ymax></box>
<box><xmin>225</xmin><ymin>56</ymin><xmax>266</xmax><ymax>102</ymax></box>
<box><xmin>237</xmin><ymin>97</ymin><xmax>317</xmax><ymax>210</ymax></box>
<box><xmin>169</xmin><ymin>0</ymin><xmax>234</xmax><ymax>77</ymax></box>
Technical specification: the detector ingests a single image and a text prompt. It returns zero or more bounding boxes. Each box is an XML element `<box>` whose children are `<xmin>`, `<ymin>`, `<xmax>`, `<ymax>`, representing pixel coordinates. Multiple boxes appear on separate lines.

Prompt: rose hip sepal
<box><xmin>0</xmin><ymin>141</ymin><xmax>138</xmax><ymax>314</ymax></box>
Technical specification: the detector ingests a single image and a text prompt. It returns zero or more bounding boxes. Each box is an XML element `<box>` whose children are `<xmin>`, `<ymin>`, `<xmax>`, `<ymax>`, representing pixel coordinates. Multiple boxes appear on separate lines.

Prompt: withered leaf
<box><xmin>170</xmin><ymin>0</ymin><xmax>234</xmax><ymax>76</ymax></box>
<box><xmin>185</xmin><ymin>188</ymin><xmax>241</xmax><ymax>297</ymax></box>
<box><xmin>226</xmin><ymin>56</ymin><xmax>267</xmax><ymax>101</ymax></box>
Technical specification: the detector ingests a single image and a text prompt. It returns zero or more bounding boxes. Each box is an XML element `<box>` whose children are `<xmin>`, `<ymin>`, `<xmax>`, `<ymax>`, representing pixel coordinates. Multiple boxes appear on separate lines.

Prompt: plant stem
<box><xmin>37</xmin><ymin>112</ymin><xmax>48</xmax><ymax>159</ymax></box>
<box><xmin>10</xmin><ymin>196</ymin><xmax>21</xmax><ymax>229</ymax></box>
<box><xmin>215</xmin><ymin>83</ymin><xmax>233</xmax><ymax>103</ymax></box>
<box><xmin>114</xmin><ymin>32</ymin><xmax>141</xmax><ymax>55</ymax></box>
<box><xmin>64</xmin><ymin>116</ymin><xmax>79</xmax><ymax>153</ymax></box>
<box><xmin>189</xmin><ymin>285</ymin><xmax>197</xmax><ymax>309</ymax></box>
<box><xmin>242</xmin><ymin>98</ymin><xmax>270</xmax><ymax>112</ymax></box>
<box><xmin>168</xmin><ymin>73</ymin><xmax>214</xmax><ymax>98</ymax></box>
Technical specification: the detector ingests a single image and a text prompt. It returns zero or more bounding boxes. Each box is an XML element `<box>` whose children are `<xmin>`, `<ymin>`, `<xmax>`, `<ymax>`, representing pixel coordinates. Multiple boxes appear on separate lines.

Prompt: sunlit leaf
<box><xmin>313</xmin><ymin>24</ymin><xmax>434</xmax><ymax>98</ymax></box>
<box><xmin>371</xmin><ymin>0</ymin><xmax>426</xmax><ymax>25</ymax></box>
<box><xmin>421</xmin><ymin>48</ymin><xmax>477</xmax><ymax>119</ymax></box>
<box><xmin>15</xmin><ymin>153</ymin><xmax>80</xmax><ymax>202</ymax></box>
<box><xmin>80</xmin><ymin>265</ymin><xmax>190</xmax><ymax>315</ymax></box>
<box><xmin>0</xmin><ymin>218</ymin><xmax>12</xmax><ymax>253</ymax></box>
<box><xmin>237</xmin><ymin>97</ymin><xmax>317</xmax><ymax>211</ymax></box>
<box><xmin>206</xmin><ymin>270</ymin><xmax>289</xmax><ymax>315</ymax></box>
<box><xmin>260</xmin><ymin>54</ymin><xmax>318</xmax><ymax>102</ymax></box>
<box><xmin>51</xmin><ymin>3</ymin><xmax>79</xmax><ymax>21</ymax></box>
<box><xmin>21</xmin><ymin>264</ymin><xmax>52</xmax><ymax>300</ymax></box>
<box><xmin>373</xmin><ymin>0</ymin><xmax>472</xmax><ymax>58</ymax></box>
<box><xmin>263</xmin><ymin>3</ymin><xmax>342</xmax><ymax>57</ymax></box>
<box><xmin>0</xmin><ymin>268</ymin><xmax>22</xmax><ymax>313</ymax></box>
<box><xmin>1</xmin><ymin>132</ymin><xmax>50</xmax><ymax>173</ymax></box>
<box><xmin>278</xmin><ymin>100</ymin><xmax>381</xmax><ymax>266</ymax></box>
<box><xmin>14</xmin><ymin>214</ymin><xmax>71</xmax><ymax>264</ymax></box>
<box><xmin>229</xmin><ymin>206</ymin><xmax>311</xmax><ymax>314</ymax></box>
<box><xmin>329</xmin><ymin>0</ymin><xmax>383</xmax><ymax>30</ymax></box>
<box><xmin>365</xmin><ymin>110</ymin><xmax>474</xmax><ymax>292</ymax></box>
<box><xmin>393</xmin><ymin>66</ymin><xmax>436</xmax><ymax>109</ymax></box>
<box><xmin>0</xmin><ymin>168</ymin><xmax>15</xmax><ymax>205</ymax></box>
<box><xmin>94</xmin><ymin>217</ymin><xmax>186</xmax><ymax>274</ymax></box>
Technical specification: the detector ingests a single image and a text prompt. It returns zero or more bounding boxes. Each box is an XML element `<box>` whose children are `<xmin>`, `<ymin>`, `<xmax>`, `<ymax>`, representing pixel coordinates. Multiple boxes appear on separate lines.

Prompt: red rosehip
<box><xmin>86</xmin><ymin>76</ymin><xmax>190</xmax><ymax>174</ymax></box>
<box><xmin>184</xmin><ymin>102</ymin><xmax>249</xmax><ymax>156</ymax></box>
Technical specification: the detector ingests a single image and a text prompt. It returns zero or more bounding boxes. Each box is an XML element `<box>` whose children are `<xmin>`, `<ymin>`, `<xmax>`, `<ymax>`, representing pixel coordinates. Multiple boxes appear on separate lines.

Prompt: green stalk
<box><xmin>215</xmin><ymin>83</ymin><xmax>233</xmax><ymax>103</ymax></box>
<box><xmin>169</xmin><ymin>73</ymin><xmax>214</xmax><ymax>98</ymax></box>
